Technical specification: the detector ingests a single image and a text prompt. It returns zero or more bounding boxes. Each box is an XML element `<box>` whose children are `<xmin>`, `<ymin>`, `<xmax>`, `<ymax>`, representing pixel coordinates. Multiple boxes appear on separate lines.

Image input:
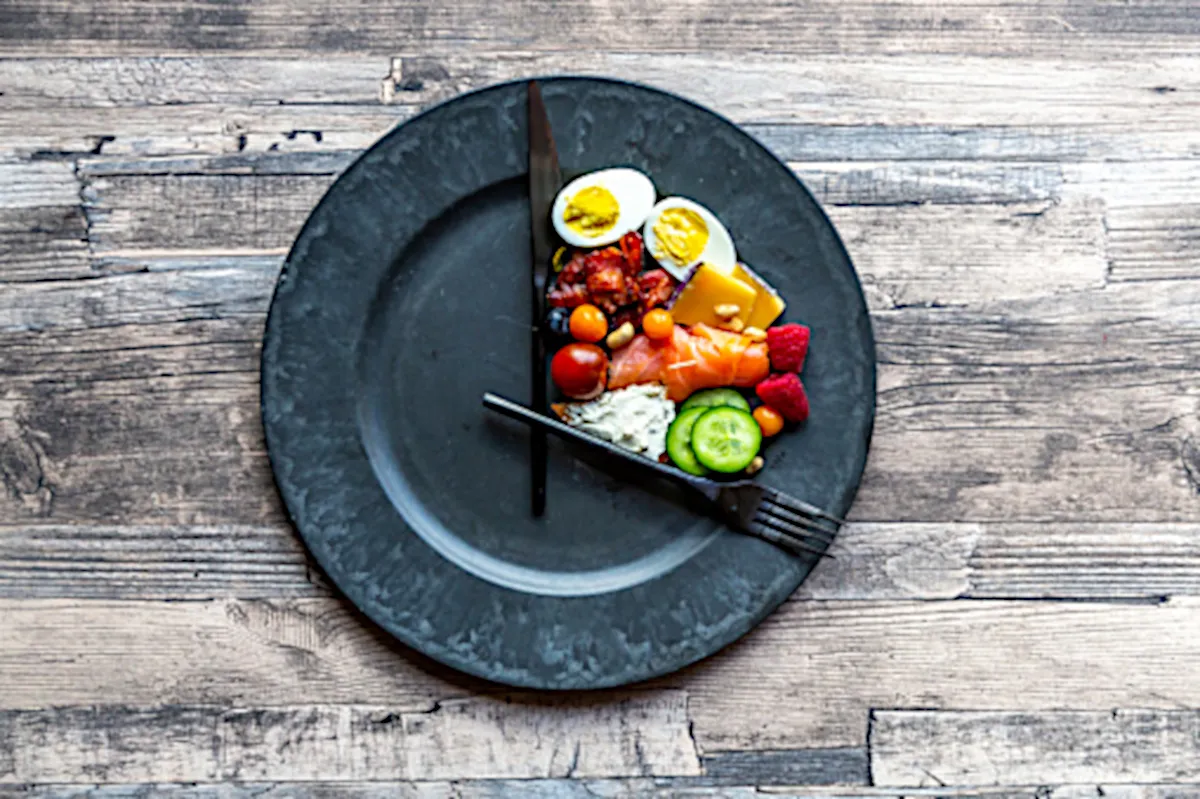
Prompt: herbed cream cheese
<box><xmin>559</xmin><ymin>383</ymin><xmax>676</xmax><ymax>461</ymax></box>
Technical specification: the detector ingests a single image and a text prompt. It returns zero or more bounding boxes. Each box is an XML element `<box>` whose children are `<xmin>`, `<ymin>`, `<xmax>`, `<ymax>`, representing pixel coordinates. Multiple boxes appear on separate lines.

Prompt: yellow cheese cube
<box><xmin>733</xmin><ymin>263</ymin><xmax>787</xmax><ymax>330</ymax></box>
<box><xmin>669</xmin><ymin>264</ymin><xmax>758</xmax><ymax>328</ymax></box>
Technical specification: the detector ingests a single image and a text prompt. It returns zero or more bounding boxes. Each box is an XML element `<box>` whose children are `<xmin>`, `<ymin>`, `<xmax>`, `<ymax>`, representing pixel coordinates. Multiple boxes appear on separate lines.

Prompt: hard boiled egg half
<box><xmin>551</xmin><ymin>168</ymin><xmax>656</xmax><ymax>248</ymax></box>
<box><xmin>642</xmin><ymin>197</ymin><xmax>737</xmax><ymax>281</ymax></box>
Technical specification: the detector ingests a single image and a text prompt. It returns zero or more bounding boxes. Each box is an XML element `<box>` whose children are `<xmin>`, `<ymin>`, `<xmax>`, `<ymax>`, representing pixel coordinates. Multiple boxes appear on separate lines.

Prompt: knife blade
<box><xmin>527</xmin><ymin>81</ymin><xmax>561</xmax><ymax>517</ymax></box>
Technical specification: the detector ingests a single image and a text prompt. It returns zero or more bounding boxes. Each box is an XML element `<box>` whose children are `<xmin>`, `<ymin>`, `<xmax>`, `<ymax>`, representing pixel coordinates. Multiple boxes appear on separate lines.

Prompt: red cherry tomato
<box><xmin>551</xmin><ymin>343</ymin><xmax>609</xmax><ymax>399</ymax></box>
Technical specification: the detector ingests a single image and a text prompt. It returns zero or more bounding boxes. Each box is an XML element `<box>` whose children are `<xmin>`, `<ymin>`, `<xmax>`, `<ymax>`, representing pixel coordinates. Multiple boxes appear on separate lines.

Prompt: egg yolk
<box><xmin>563</xmin><ymin>186</ymin><xmax>620</xmax><ymax>237</ymax></box>
<box><xmin>652</xmin><ymin>207</ymin><xmax>709</xmax><ymax>265</ymax></box>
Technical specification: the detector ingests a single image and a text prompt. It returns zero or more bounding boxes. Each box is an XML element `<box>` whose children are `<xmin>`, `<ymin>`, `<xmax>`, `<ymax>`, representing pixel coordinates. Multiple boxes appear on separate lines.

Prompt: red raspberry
<box><xmin>766</xmin><ymin>323</ymin><xmax>810</xmax><ymax>373</ymax></box>
<box><xmin>755</xmin><ymin>373</ymin><xmax>810</xmax><ymax>423</ymax></box>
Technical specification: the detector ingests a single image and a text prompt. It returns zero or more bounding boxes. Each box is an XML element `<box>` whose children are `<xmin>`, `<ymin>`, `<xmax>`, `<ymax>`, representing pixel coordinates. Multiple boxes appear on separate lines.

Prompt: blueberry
<box><xmin>546</xmin><ymin>307</ymin><xmax>571</xmax><ymax>337</ymax></box>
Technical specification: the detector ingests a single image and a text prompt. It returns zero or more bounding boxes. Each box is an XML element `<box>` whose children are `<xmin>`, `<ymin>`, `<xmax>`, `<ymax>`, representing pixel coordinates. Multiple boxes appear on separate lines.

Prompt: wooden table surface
<box><xmin>2</xmin><ymin>2</ymin><xmax>1199</xmax><ymax>795</ymax></box>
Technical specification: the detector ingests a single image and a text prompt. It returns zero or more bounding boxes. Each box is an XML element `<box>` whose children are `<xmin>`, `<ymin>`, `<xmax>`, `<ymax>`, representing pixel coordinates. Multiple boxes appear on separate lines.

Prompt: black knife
<box><xmin>527</xmin><ymin>81</ymin><xmax>561</xmax><ymax>516</ymax></box>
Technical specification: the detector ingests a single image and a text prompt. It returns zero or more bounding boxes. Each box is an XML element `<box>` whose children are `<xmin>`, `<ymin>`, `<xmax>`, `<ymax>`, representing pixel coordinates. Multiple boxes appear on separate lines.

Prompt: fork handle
<box><xmin>482</xmin><ymin>392</ymin><xmax>719</xmax><ymax>501</ymax></box>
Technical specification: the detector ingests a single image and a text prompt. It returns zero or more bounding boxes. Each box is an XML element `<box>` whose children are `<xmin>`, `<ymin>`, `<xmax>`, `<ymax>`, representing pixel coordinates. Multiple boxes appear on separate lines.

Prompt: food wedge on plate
<box><xmin>544</xmin><ymin>167</ymin><xmax>813</xmax><ymax>479</ymax></box>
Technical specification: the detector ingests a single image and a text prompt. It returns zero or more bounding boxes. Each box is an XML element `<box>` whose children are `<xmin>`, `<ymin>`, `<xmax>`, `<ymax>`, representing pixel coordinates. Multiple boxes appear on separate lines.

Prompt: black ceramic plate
<box><xmin>261</xmin><ymin>77</ymin><xmax>875</xmax><ymax>689</ymax></box>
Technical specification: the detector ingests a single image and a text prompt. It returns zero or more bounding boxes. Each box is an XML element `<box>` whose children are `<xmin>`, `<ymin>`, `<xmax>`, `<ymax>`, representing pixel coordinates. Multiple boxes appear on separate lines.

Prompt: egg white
<box><xmin>641</xmin><ymin>196</ymin><xmax>737</xmax><ymax>281</ymax></box>
<box><xmin>551</xmin><ymin>168</ymin><xmax>656</xmax><ymax>248</ymax></box>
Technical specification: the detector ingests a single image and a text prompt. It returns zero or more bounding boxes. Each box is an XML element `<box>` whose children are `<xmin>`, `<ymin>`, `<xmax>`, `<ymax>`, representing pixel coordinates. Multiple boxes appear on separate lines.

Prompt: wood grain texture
<box><xmin>0</xmin><ymin>695</ymin><xmax>699</xmax><ymax>782</ymax></box>
<box><xmin>3</xmin><ymin>55</ymin><xmax>1198</xmax><ymax>161</ymax></box>
<box><xmin>0</xmin><ymin>311</ymin><xmax>281</xmax><ymax>525</ymax></box>
<box><xmin>1</xmin><ymin>1</ymin><xmax>1198</xmax><ymax>57</ymax></box>
<box><xmin>0</xmin><ymin>205</ymin><xmax>90</xmax><ymax>282</ymax></box>
<box><xmin>871</xmin><ymin>710</ymin><xmax>1200</xmax><ymax>786</ymax></box>
<box><xmin>7</xmin><ymin>597</ymin><xmax>1200</xmax><ymax>754</ymax></box>
<box><xmin>10</xmin><ymin>522</ymin><xmax>1200</xmax><ymax>601</ymax></box>
<box><xmin>685</xmin><ymin>596</ymin><xmax>1200</xmax><ymax>751</ymax></box>
<box><xmin>5</xmin><ymin>783</ymin><xmax>1200</xmax><ymax>799</ymax></box>
<box><xmin>1107</xmin><ymin>204</ymin><xmax>1200</xmax><ymax>283</ymax></box>
<box><xmin>866</xmin><ymin>278</ymin><xmax>1200</xmax><ymax>522</ymax></box>
<box><xmin>0</xmin><ymin>15</ymin><xmax>1198</xmax><ymax>787</ymax></box>
<box><xmin>7</xmin><ymin>54</ymin><xmax>1198</xmax><ymax>127</ymax></box>
<box><xmin>798</xmin><ymin>523</ymin><xmax>1200</xmax><ymax>601</ymax></box>
<box><xmin>389</xmin><ymin>53</ymin><xmax>1200</xmax><ymax>129</ymax></box>
<box><xmin>0</xmin><ymin>524</ymin><xmax>320</xmax><ymax>599</ymax></box>
<box><xmin>0</xmin><ymin>162</ymin><xmax>79</xmax><ymax>208</ymax></box>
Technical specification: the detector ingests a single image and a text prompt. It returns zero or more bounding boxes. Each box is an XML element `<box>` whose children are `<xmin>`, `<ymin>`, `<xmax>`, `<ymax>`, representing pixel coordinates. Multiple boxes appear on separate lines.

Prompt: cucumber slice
<box><xmin>666</xmin><ymin>406</ymin><xmax>711</xmax><ymax>476</ymax></box>
<box><xmin>679</xmin><ymin>387</ymin><xmax>751</xmax><ymax>414</ymax></box>
<box><xmin>691</xmin><ymin>407</ymin><xmax>762</xmax><ymax>473</ymax></box>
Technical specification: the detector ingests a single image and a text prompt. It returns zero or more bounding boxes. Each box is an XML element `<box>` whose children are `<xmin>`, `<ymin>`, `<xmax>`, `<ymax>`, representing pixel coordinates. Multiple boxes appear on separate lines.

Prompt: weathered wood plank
<box><xmin>6</xmin><ymin>597</ymin><xmax>1200</xmax><ymax>754</ymax></box>
<box><xmin>0</xmin><ymin>599</ymin><xmax>465</xmax><ymax>710</ymax></box>
<box><xmin>4</xmin><ymin>783</ymin><xmax>1199</xmax><ymax>799</ymax></box>
<box><xmin>871</xmin><ymin>709</ymin><xmax>1200</xmax><ymax>787</ymax></box>
<box><xmin>0</xmin><ymin>525</ymin><xmax>320</xmax><ymax>598</ymax></box>
<box><xmin>0</xmin><ymin>57</ymin><xmax>387</xmax><ymax>107</ymax></box>
<box><xmin>0</xmin><ymin>310</ymin><xmax>283</xmax><ymax>525</ymax></box>
<box><xmin>1</xmin><ymin>1</ymin><xmax>1198</xmax><ymax>57</ymax></box>
<box><xmin>798</xmin><ymin>523</ymin><xmax>1200</xmax><ymax>601</ymax></box>
<box><xmin>9</xmin><ymin>55</ymin><xmax>1200</xmax><ymax>129</ymax></box>
<box><xmin>10</xmin><ymin>522</ymin><xmax>1200</xmax><ymax>601</ymax></box>
<box><xmin>3</xmin><ymin>54</ymin><xmax>1199</xmax><ymax>160</ymax></box>
<box><xmin>796</xmin><ymin>161</ymin><xmax>1063</xmax><ymax>206</ymax></box>
<box><xmin>0</xmin><ymin>696</ymin><xmax>699</xmax><ymax>782</ymax></box>
<box><xmin>831</xmin><ymin>199</ymin><xmax>1106</xmax><ymax>308</ymax></box>
<box><xmin>685</xmin><ymin>596</ymin><xmax>1200</xmax><ymax>752</ymax></box>
<box><xmin>389</xmin><ymin>53</ymin><xmax>1200</xmax><ymax>129</ymax></box>
<box><xmin>700</xmin><ymin>748</ymin><xmax>869</xmax><ymax>786</ymax></box>
<box><xmin>0</xmin><ymin>205</ymin><xmax>90</xmax><ymax>282</ymax></box>
<box><xmin>1107</xmin><ymin>203</ymin><xmax>1200</xmax><ymax>283</ymax></box>
<box><xmin>0</xmin><ymin>261</ymin><xmax>277</xmax><ymax>332</ymax></box>
<box><xmin>404</xmin><ymin>693</ymin><xmax>700</xmax><ymax>781</ymax></box>
<box><xmin>865</xmin><ymin>277</ymin><xmax>1200</xmax><ymax>522</ymax></box>
<box><xmin>84</xmin><ymin>173</ymin><xmax>329</xmax><ymax>256</ymax></box>
<box><xmin>2</xmin><ymin>105</ymin><xmax>405</xmax><ymax>159</ymax></box>
<box><xmin>0</xmin><ymin>162</ymin><xmax>79</xmax><ymax>208</ymax></box>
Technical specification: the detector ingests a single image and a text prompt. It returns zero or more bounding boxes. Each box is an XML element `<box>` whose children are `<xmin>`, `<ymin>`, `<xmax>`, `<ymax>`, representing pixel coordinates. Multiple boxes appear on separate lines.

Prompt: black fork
<box><xmin>483</xmin><ymin>392</ymin><xmax>844</xmax><ymax>558</ymax></box>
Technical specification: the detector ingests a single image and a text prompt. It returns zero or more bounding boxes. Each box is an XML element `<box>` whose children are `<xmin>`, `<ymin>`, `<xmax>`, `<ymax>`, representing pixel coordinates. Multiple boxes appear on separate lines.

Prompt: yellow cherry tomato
<box><xmin>753</xmin><ymin>405</ymin><xmax>785</xmax><ymax>437</ymax></box>
<box><xmin>641</xmin><ymin>308</ymin><xmax>675</xmax><ymax>341</ymax></box>
<box><xmin>569</xmin><ymin>304</ymin><xmax>608</xmax><ymax>343</ymax></box>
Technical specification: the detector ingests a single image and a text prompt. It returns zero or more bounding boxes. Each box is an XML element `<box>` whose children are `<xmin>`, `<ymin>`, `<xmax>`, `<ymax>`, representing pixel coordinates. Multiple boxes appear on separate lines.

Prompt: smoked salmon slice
<box><xmin>609</xmin><ymin>323</ymin><xmax>770</xmax><ymax>402</ymax></box>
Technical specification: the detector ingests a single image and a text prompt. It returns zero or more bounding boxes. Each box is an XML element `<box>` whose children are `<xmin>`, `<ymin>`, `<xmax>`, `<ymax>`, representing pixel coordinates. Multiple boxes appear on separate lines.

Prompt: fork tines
<box><xmin>749</xmin><ymin>488</ymin><xmax>845</xmax><ymax>559</ymax></box>
<box><xmin>761</xmin><ymin>486</ymin><xmax>847</xmax><ymax>526</ymax></box>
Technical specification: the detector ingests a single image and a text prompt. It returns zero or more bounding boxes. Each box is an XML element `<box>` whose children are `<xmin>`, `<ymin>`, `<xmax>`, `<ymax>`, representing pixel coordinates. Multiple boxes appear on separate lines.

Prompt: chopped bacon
<box><xmin>619</xmin><ymin>231</ymin><xmax>644</xmax><ymax>276</ymax></box>
<box><xmin>638</xmin><ymin>268</ymin><xmax>676</xmax><ymax>312</ymax></box>
<box><xmin>547</xmin><ymin>281</ymin><xmax>590</xmax><ymax>308</ymax></box>
<box><xmin>546</xmin><ymin>231</ymin><xmax>664</xmax><ymax>318</ymax></box>
<box><xmin>583</xmin><ymin>247</ymin><xmax>626</xmax><ymax>277</ymax></box>
<box><xmin>587</xmin><ymin>265</ymin><xmax>637</xmax><ymax>314</ymax></box>
<box><xmin>558</xmin><ymin>252</ymin><xmax>589</xmax><ymax>285</ymax></box>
